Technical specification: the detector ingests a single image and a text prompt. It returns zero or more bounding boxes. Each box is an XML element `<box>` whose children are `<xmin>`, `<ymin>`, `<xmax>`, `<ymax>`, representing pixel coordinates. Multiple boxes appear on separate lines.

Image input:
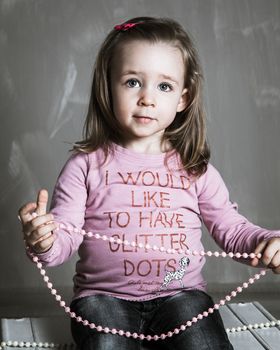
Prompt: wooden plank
<box><xmin>228</xmin><ymin>302</ymin><xmax>280</xmax><ymax>349</ymax></box>
<box><xmin>30</xmin><ymin>316</ymin><xmax>72</xmax><ymax>343</ymax></box>
<box><xmin>0</xmin><ymin>318</ymin><xmax>34</xmax><ymax>349</ymax></box>
<box><xmin>220</xmin><ymin>305</ymin><xmax>266</xmax><ymax>349</ymax></box>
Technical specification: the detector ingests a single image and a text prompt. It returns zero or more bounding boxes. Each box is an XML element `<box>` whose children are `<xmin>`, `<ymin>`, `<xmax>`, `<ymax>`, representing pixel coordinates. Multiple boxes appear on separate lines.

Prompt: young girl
<box><xmin>19</xmin><ymin>17</ymin><xmax>280</xmax><ymax>350</ymax></box>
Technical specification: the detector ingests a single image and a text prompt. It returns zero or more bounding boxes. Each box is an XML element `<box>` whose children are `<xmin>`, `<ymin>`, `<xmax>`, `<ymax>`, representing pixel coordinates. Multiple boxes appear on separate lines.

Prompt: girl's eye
<box><xmin>159</xmin><ymin>82</ymin><xmax>172</xmax><ymax>92</ymax></box>
<box><xmin>126</xmin><ymin>79</ymin><xmax>140</xmax><ymax>88</ymax></box>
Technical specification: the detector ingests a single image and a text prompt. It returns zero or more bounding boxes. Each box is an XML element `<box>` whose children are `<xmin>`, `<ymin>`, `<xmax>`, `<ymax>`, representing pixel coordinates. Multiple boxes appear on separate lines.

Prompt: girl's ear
<box><xmin>176</xmin><ymin>88</ymin><xmax>188</xmax><ymax>112</ymax></box>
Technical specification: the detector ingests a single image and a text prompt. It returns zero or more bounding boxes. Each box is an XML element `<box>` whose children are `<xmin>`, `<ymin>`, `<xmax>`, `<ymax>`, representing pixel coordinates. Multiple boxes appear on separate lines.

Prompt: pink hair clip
<box><xmin>114</xmin><ymin>22</ymin><xmax>139</xmax><ymax>31</ymax></box>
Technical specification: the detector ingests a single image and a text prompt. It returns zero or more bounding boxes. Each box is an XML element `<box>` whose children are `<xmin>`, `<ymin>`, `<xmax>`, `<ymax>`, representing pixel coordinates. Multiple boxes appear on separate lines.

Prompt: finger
<box><xmin>261</xmin><ymin>241</ymin><xmax>280</xmax><ymax>267</ymax></box>
<box><xmin>36</xmin><ymin>189</ymin><xmax>48</xmax><ymax>216</ymax></box>
<box><xmin>269</xmin><ymin>250</ymin><xmax>280</xmax><ymax>271</ymax></box>
<box><xmin>24</xmin><ymin>213</ymin><xmax>54</xmax><ymax>237</ymax></box>
<box><xmin>18</xmin><ymin>202</ymin><xmax>37</xmax><ymax>224</ymax></box>
<box><xmin>33</xmin><ymin>233</ymin><xmax>56</xmax><ymax>254</ymax></box>
<box><xmin>27</xmin><ymin>222</ymin><xmax>57</xmax><ymax>246</ymax></box>
<box><xmin>251</xmin><ymin>240</ymin><xmax>268</xmax><ymax>267</ymax></box>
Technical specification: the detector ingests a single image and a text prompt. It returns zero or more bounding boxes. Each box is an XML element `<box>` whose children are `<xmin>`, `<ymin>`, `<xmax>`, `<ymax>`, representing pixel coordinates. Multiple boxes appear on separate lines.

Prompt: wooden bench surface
<box><xmin>1</xmin><ymin>302</ymin><xmax>280</xmax><ymax>349</ymax></box>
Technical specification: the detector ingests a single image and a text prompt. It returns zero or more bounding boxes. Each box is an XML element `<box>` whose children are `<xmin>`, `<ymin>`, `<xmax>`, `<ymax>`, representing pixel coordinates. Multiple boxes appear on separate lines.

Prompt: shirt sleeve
<box><xmin>197</xmin><ymin>163</ymin><xmax>280</xmax><ymax>257</ymax></box>
<box><xmin>30</xmin><ymin>152</ymin><xmax>89</xmax><ymax>266</ymax></box>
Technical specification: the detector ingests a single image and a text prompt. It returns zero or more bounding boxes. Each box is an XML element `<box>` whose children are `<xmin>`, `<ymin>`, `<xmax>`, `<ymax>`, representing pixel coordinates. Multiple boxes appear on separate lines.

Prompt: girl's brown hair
<box><xmin>74</xmin><ymin>16</ymin><xmax>210</xmax><ymax>177</ymax></box>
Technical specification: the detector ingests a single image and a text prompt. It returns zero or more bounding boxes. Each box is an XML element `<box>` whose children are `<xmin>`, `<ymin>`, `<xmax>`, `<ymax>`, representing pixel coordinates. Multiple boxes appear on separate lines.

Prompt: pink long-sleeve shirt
<box><xmin>34</xmin><ymin>144</ymin><xmax>280</xmax><ymax>301</ymax></box>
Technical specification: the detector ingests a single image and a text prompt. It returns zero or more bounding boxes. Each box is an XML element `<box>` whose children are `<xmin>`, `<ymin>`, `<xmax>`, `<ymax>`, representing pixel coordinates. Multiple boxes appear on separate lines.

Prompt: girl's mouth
<box><xmin>133</xmin><ymin>115</ymin><xmax>154</xmax><ymax>124</ymax></box>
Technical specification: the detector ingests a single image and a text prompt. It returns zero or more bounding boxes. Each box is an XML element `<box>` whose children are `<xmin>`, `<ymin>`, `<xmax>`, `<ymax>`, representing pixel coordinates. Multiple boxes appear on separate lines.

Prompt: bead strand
<box><xmin>0</xmin><ymin>340</ymin><xmax>74</xmax><ymax>348</ymax></box>
<box><xmin>226</xmin><ymin>319</ymin><xmax>280</xmax><ymax>333</ymax></box>
<box><xmin>24</xmin><ymin>221</ymin><xmax>273</xmax><ymax>342</ymax></box>
<box><xmin>31</xmin><ymin>253</ymin><xmax>268</xmax><ymax>341</ymax></box>
<box><xmin>58</xmin><ymin>223</ymin><xmax>262</xmax><ymax>260</ymax></box>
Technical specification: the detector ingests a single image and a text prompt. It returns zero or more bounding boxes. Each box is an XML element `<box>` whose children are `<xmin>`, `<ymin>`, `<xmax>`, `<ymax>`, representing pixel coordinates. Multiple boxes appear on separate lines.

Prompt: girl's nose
<box><xmin>138</xmin><ymin>89</ymin><xmax>156</xmax><ymax>107</ymax></box>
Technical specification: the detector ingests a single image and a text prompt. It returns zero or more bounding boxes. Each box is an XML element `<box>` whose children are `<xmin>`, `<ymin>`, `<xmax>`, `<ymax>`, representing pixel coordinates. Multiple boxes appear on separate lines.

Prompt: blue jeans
<box><xmin>70</xmin><ymin>290</ymin><xmax>233</xmax><ymax>349</ymax></box>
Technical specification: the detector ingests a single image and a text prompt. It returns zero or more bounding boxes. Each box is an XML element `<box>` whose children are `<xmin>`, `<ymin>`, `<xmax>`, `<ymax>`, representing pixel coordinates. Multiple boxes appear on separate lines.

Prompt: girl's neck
<box><xmin>118</xmin><ymin>139</ymin><xmax>172</xmax><ymax>155</ymax></box>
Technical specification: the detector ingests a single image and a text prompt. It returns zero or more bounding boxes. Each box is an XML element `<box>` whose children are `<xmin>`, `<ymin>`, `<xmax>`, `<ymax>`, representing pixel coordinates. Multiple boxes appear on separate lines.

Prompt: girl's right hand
<box><xmin>18</xmin><ymin>189</ymin><xmax>57</xmax><ymax>253</ymax></box>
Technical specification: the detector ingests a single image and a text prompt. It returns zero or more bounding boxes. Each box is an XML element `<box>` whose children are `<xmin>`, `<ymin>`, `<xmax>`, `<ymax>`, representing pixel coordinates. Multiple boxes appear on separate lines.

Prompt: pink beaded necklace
<box><xmin>26</xmin><ymin>222</ymin><xmax>269</xmax><ymax>342</ymax></box>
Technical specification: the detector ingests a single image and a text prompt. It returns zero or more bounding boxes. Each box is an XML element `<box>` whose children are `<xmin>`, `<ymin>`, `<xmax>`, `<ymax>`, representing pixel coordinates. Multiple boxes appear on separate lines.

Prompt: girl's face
<box><xmin>110</xmin><ymin>40</ymin><xmax>187</xmax><ymax>153</ymax></box>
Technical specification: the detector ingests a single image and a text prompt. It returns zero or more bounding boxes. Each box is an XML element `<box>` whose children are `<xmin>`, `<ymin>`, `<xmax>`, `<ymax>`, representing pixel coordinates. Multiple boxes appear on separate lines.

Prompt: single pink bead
<box><xmin>138</xmin><ymin>243</ymin><xmax>144</xmax><ymax>248</ymax></box>
<box><xmin>174</xmin><ymin>328</ymin><xmax>180</xmax><ymax>334</ymax></box>
<box><xmin>242</xmin><ymin>253</ymin><xmax>248</xmax><ymax>258</ymax></box>
<box><xmin>118</xmin><ymin>330</ymin><xmax>124</xmax><ymax>336</ymax></box>
<box><xmin>140</xmin><ymin>334</ymin><xmax>145</xmax><ymax>340</ymax></box>
<box><xmin>228</xmin><ymin>252</ymin><xmax>234</xmax><ymax>258</ymax></box>
<box><xmin>221</xmin><ymin>252</ymin><xmax>226</xmax><ymax>258</ymax></box>
<box><xmin>192</xmin><ymin>317</ymin><xmax>198</xmax><ymax>323</ymax></box>
<box><xmin>37</xmin><ymin>262</ymin><xmax>42</xmax><ymax>269</ymax></box>
<box><xmin>87</xmin><ymin>232</ymin><xmax>93</xmax><ymax>237</ymax></box>
<box><xmin>249</xmin><ymin>278</ymin><xmax>254</xmax><ymax>284</ymax></box>
<box><xmin>231</xmin><ymin>291</ymin><xmax>237</xmax><ymax>297</ymax></box>
<box><xmin>83</xmin><ymin>320</ymin><xmax>89</xmax><ymax>326</ymax></box>
<box><xmin>243</xmin><ymin>282</ymin><xmax>248</xmax><ymax>288</ymax></box>
<box><xmin>109</xmin><ymin>237</ymin><xmax>115</xmax><ymax>243</ymax></box>
<box><xmin>64</xmin><ymin>307</ymin><xmax>70</xmax><ymax>313</ymax></box>
<box><xmin>102</xmin><ymin>235</ymin><xmax>107</xmax><ymax>241</ymax></box>
<box><xmin>76</xmin><ymin>316</ymin><xmax>82</xmax><ymax>322</ymax></box>
<box><xmin>220</xmin><ymin>300</ymin><xmax>225</xmax><ymax>306</ymax></box>
<box><xmin>256</xmin><ymin>253</ymin><xmax>262</xmax><ymax>258</ymax></box>
<box><xmin>249</xmin><ymin>253</ymin><xmax>255</xmax><ymax>258</ymax></box>
<box><xmin>47</xmin><ymin>282</ymin><xmax>53</xmax><ymax>289</ymax></box>
<box><xmin>116</xmin><ymin>239</ymin><xmax>122</xmax><ymax>244</ymax></box>
<box><xmin>203</xmin><ymin>311</ymin><xmax>208</xmax><ymax>317</ymax></box>
<box><xmin>104</xmin><ymin>327</ymin><xmax>110</xmax><ymax>333</ymax></box>
<box><xmin>51</xmin><ymin>289</ymin><xmax>57</xmax><ymax>295</ymax></box>
<box><xmin>237</xmin><ymin>287</ymin><xmax>243</xmax><ymax>293</ymax></box>
<box><xmin>260</xmin><ymin>270</ymin><xmax>266</xmax><ymax>276</ymax></box>
<box><xmin>225</xmin><ymin>295</ymin><xmax>231</xmax><ymax>301</ymax></box>
<box><xmin>178</xmin><ymin>249</ymin><xmax>184</xmax><ymax>254</ymax></box>
<box><xmin>160</xmin><ymin>334</ymin><xmax>166</xmax><ymax>340</ymax></box>
<box><xmin>167</xmin><ymin>248</ymin><xmax>172</xmax><ymax>254</ymax></box>
<box><xmin>208</xmin><ymin>308</ymin><xmax>214</xmax><ymax>313</ymax></box>
<box><xmin>180</xmin><ymin>325</ymin><xmax>186</xmax><ymax>331</ymax></box>
<box><xmin>55</xmin><ymin>295</ymin><xmax>61</xmax><ymax>301</ymax></box>
<box><xmin>89</xmin><ymin>323</ymin><xmax>96</xmax><ymax>329</ymax></box>
<box><xmin>145</xmin><ymin>244</ymin><xmax>151</xmax><ymax>250</ymax></box>
<box><xmin>43</xmin><ymin>276</ymin><xmax>49</xmax><ymax>282</ymax></box>
<box><xmin>214</xmin><ymin>251</ymin><xmax>220</xmax><ymax>257</ymax></box>
<box><xmin>81</xmin><ymin>229</ymin><xmax>86</xmax><ymax>235</ymax></box>
<box><xmin>73</xmin><ymin>228</ymin><xmax>79</xmax><ymax>233</ymax></box>
<box><xmin>125</xmin><ymin>331</ymin><xmax>131</xmax><ymax>337</ymax></box>
<box><xmin>187</xmin><ymin>321</ymin><xmax>192</xmax><ymax>327</ymax></box>
<box><xmin>132</xmin><ymin>333</ymin><xmax>138</xmax><ymax>339</ymax></box>
<box><xmin>153</xmin><ymin>335</ymin><xmax>159</xmax><ymax>341</ymax></box>
<box><xmin>235</xmin><ymin>252</ymin><xmax>241</xmax><ymax>258</ymax></box>
<box><xmin>167</xmin><ymin>331</ymin><xmax>173</xmax><ymax>337</ymax></box>
<box><xmin>198</xmin><ymin>314</ymin><xmax>203</xmax><ymax>319</ymax></box>
<box><xmin>40</xmin><ymin>269</ymin><xmax>46</xmax><ymax>276</ymax></box>
<box><xmin>70</xmin><ymin>312</ymin><xmax>76</xmax><ymax>318</ymax></box>
<box><xmin>159</xmin><ymin>247</ymin><xmax>166</xmax><ymax>252</ymax></box>
<box><xmin>206</xmin><ymin>251</ymin><xmax>212</xmax><ymax>256</ymax></box>
<box><xmin>146</xmin><ymin>335</ymin><xmax>152</xmax><ymax>341</ymax></box>
<box><xmin>97</xmin><ymin>326</ymin><xmax>103</xmax><ymax>332</ymax></box>
<box><xmin>152</xmin><ymin>245</ymin><xmax>158</xmax><ymax>250</ymax></box>
<box><xmin>193</xmin><ymin>250</ymin><xmax>199</xmax><ymax>256</ymax></box>
<box><xmin>200</xmin><ymin>251</ymin><xmax>205</xmax><ymax>256</ymax></box>
<box><xmin>214</xmin><ymin>304</ymin><xmax>220</xmax><ymax>310</ymax></box>
<box><xmin>60</xmin><ymin>301</ymin><xmax>66</xmax><ymax>307</ymax></box>
<box><xmin>185</xmin><ymin>249</ymin><xmax>191</xmax><ymax>255</ymax></box>
<box><xmin>111</xmin><ymin>328</ymin><xmax>117</xmax><ymax>334</ymax></box>
<box><xmin>254</xmin><ymin>274</ymin><xmax>260</xmax><ymax>280</ymax></box>
<box><xmin>95</xmin><ymin>233</ymin><xmax>101</xmax><ymax>239</ymax></box>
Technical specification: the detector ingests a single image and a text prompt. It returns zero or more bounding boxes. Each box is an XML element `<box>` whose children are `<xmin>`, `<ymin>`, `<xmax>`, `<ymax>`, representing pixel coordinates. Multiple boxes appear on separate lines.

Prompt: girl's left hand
<box><xmin>251</xmin><ymin>237</ymin><xmax>280</xmax><ymax>274</ymax></box>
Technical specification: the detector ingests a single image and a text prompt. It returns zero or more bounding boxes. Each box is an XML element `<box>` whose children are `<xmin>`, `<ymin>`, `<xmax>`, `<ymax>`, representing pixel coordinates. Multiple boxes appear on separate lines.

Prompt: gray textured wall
<box><xmin>1</xmin><ymin>0</ymin><xmax>280</xmax><ymax>311</ymax></box>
